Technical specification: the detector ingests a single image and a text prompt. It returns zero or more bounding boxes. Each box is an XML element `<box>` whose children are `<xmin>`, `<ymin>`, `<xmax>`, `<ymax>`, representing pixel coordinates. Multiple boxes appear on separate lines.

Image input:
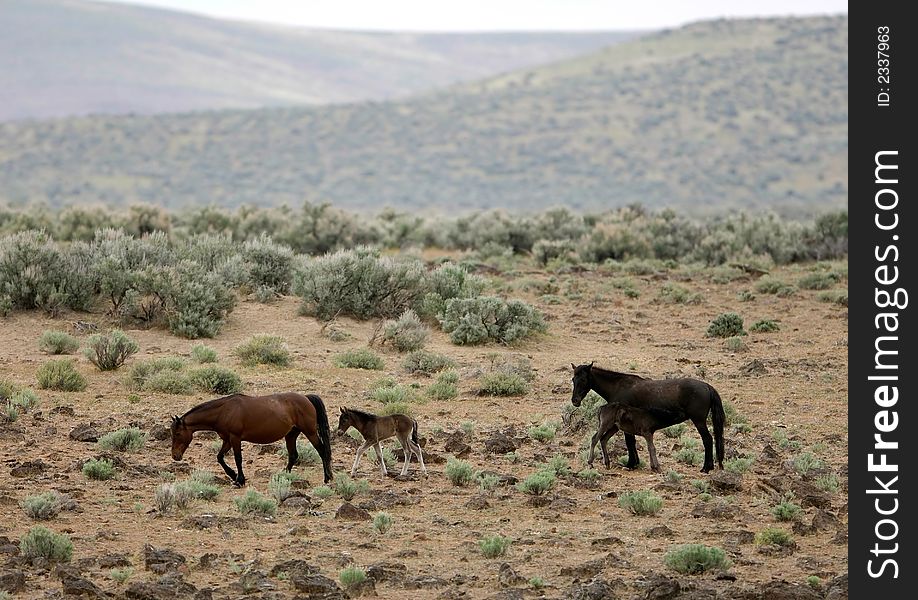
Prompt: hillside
<box><xmin>0</xmin><ymin>0</ymin><xmax>637</xmax><ymax>121</ymax></box>
<box><xmin>0</xmin><ymin>15</ymin><xmax>848</xmax><ymax>216</ymax></box>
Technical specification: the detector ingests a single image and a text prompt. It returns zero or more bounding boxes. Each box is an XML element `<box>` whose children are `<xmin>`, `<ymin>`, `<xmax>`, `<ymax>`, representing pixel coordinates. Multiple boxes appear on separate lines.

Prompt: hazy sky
<box><xmin>101</xmin><ymin>0</ymin><xmax>848</xmax><ymax>31</ymax></box>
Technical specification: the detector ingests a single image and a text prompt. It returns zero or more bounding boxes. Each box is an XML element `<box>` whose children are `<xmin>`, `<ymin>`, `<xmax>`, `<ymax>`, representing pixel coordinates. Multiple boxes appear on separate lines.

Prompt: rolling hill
<box><xmin>0</xmin><ymin>15</ymin><xmax>848</xmax><ymax>216</ymax></box>
<box><xmin>0</xmin><ymin>0</ymin><xmax>637</xmax><ymax>121</ymax></box>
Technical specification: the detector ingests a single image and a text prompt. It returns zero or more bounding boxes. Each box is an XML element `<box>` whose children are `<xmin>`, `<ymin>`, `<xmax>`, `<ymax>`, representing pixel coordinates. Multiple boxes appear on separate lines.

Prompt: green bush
<box><xmin>755</xmin><ymin>527</ymin><xmax>794</xmax><ymax>547</ymax></box>
<box><xmin>755</xmin><ymin>277</ymin><xmax>796</xmax><ymax>296</ymax></box>
<box><xmin>234</xmin><ymin>335</ymin><xmax>291</xmax><ymax>367</ymax></box>
<box><xmin>293</xmin><ymin>247</ymin><xmax>426</xmax><ymax>320</ymax></box>
<box><xmin>691</xmin><ymin>479</ymin><xmax>710</xmax><ymax>494</ymax></box>
<box><xmin>659</xmin><ymin>283</ymin><xmax>701</xmax><ymax>304</ymax></box>
<box><xmin>339</xmin><ymin>566</ymin><xmax>367</xmax><ymax>588</ymax></box>
<box><xmin>664</xmin><ymin>470</ymin><xmax>682</xmax><ymax>484</ymax></box>
<box><xmin>440</xmin><ymin>296</ymin><xmax>546</xmax><ymax>345</ymax></box>
<box><xmin>793</xmin><ymin>452</ymin><xmax>824</xmax><ymax>476</ymax></box>
<box><xmin>19</xmin><ymin>526</ymin><xmax>73</xmax><ymax>562</ymax></box>
<box><xmin>82</xmin><ymin>458</ymin><xmax>116</xmax><ymax>480</ymax></box>
<box><xmin>234</xmin><ymin>490</ymin><xmax>277</xmax><ymax>517</ymax></box>
<box><xmin>662</xmin><ymin>423</ymin><xmax>687</xmax><ymax>438</ymax></box>
<box><xmin>417</xmin><ymin>262</ymin><xmax>486</xmax><ymax>320</ymax></box>
<box><xmin>37</xmin><ymin>359</ymin><xmax>87</xmax><ymax>392</ymax></box>
<box><xmin>724</xmin><ymin>336</ymin><xmax>748</xmax><ymax>352</ymax></box>
<box><xmin>577</xmin><ymin>468</ymin><xmax>601</xmax><ymax>483</ymax></box>
<box><xmin>312</xmin><ymin>485</ymin><xmax>334</xmax><ymax>500</ymax></box>
<box><xmin>8</xmin><ymin>388</ymin><xmax>39</xmax><ymax>413</ymax></box>
<box><xmin>479</xmin><ymin>372</ymin><xmax>528</xmax><ymax>396</ymax></box>
<box><xmin>334</xmin><ymin>348</ymin><xmax>384</xmax><ymax>370</ymax></box>
<box><xmin>543</xmin><ymin>454</ymin><xmax>572</xmax><ymax>477</ymax></box>
<box><xmin>370</xmin><ymin>380</ymin><xmax>415</xmax><ymax>404</ymax></box>
<box><xmin>445</xmin><ymin>458</ymin><xmax>477</xmax><ymax>487</ymax></box>
<box><xmin>83</xmin><ymin>329</ymin><xmax>139</xmax><ymax>371</ymax></box>
<box><xmin>382</xmin><ymin>309</ymin><xmax>429</xmax><ymax>352</ymax></box>
<box><xmin>164</xmin><ymin>261</ymin><xmax>237</xmax><ymax>338</ymax></box>
<box><xmin>20</xmin><ymin>491</ymin><xmax>66</xmax><ymax>520</ymax></box>
<box><xmin>402</xmin><ymin>350</ymin><xmax>456</xmax><ymax>374</ymax></box>
<box><xmin>241</xmin><ymin>235</ymin><xmax>295</xmax><ymax>295</ymax></box>
<box><xmin>127</xmin><ymin>356</ymin><xmax>186</xmax><ymax>389</ymax></box>
<box><xmin>562</xmin><ymin>390</ymin><xmax>606</xmax><ymax>431</ymax></box>
<box><xmin>188</xmin><ymin>364</ymin><xmax>243</xmax><ymax>394</ymax></box>
<box><xmin>798</xmin><ymin>272</ymin><xmax>836</xmax><ymax>290</ymax></box>
<box><xmin>98</xmin><ymin>427</ymin><xmax>146</xmax><ymax>452</ymax></box>
<box><xmin>675</xmin><ymin>448</ymin><xmax>703</xmax><ymax>467</ymax></box>
<box><xmin>479</xmin><ymin>535</ymin><xmax>511</xmax><ymax>558</ymax></box>
<box><xmin>517</xmin><ymin>471</ymin><xmax>555</xmax><ymax>495</ymax></box>
<box><xmin>528</xmin><ymin>422</ymin><xmax>557</xmax><ymax>443</ymax></box>
<box><xmin>380</xmin><ymin>401</ymin><xmax>412</xmax><ymax>417</ymax></box>
<box><xmin>190</xmin><ymin>344</ymin><xmax>218</xmax><ymax>363</ymax></box>
<box><xmin>0</xmin><ymin>231</ymin><xmax>68</xmax><ymax>312</ymax></box>
<box><xmin>144</xmin><ymin>370</ymin><xmax>194</xmax><ymax>395</ymax></box>
<box><xmin>706</xmin><ymin>313</ymin><xmax>745</xmax><ymax>338</ymax></box>
<box><xmin>373</xmin><ymin>512</ymin><xmax>393</xmax><ymax>534</ymax></box>
<box><xmin>725</xmin><ymin>457</ymin><xmax>754</xmax><ymax>474</ymax></box>
<box><xmin>39</xmin><ymin>331</ymin><xmax>80</xmax><ymax>355</ymax></box>
<box><xmin>109</xmin><ymin>567</ymin><xmax>134</xmax><ymax>583</ymax></box>
<box><xmin>177</xmin><ymin>479</ymin><xmax>220</xmax><ymax>501</ymax></box>
<box><xmin>278</xmin><ymin>439</ymin><xmax>320</xmax><ymax>466</ymax></box>
<box><xmin>618</xmin><ymin>490</ymin><xmax>664</xmax><ymax>515</ymax></box>
<box><xmin>268</xmin><ymin>472</ymin><xmax>295</xmax><ymax>503</ymax></box>
<box><xmin>817</xmin><ymin>289</ymin><xmax>848</xmax><ymax>306</ymax></box>
<box><xmin>333</xmin><ymin>473</ymin><xmax>369</xmax><ymax>501</ymax></box>
<box><xmin>815</xmin><ymin>474</ymin><xmax>840</xmax><ymax>494</ymax></box>
<box><xmin>426</xmin><ymin>370</ymin><xmax>459</xmax><ymax>400</ymax></box>
<box><xmin>477</xmin><ymin>473</ymin><xmax>500</xmax><ymax>493</ymax></box>
<box><xmin>664</xmin><ymin>544</ymin><xmax>730</xmax><ymax>574</ymax></box>
<box><xmin>750</xmin><ymin>319</ymin><xmax>780</xmax><ymax>333</ymax></box>
<box><xmin>772</xmin><ymin>494</ymin><xmax>802</xmax><ymax>521</ymax></box>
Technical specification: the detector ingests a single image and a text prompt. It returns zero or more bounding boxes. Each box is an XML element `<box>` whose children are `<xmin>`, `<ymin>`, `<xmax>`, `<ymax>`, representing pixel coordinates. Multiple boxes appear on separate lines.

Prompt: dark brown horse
<box><xmin>337</xmin><ymin>407</ymin><xmax>427</xmax><ymax>478</ymax></box>
<box><xmin>587</xmin><ymin>403</ymin><xmax>683</xmax><ymax>472</ymax></box>
<box><xmin>171</xmin><ymin>392</ymin><xmax>333</xmax><ymax>485</ymax></box>
<box><xmin>571</xmin><ymin>363</ymin><xmax>725</xmax><ymax>472</ymax></box>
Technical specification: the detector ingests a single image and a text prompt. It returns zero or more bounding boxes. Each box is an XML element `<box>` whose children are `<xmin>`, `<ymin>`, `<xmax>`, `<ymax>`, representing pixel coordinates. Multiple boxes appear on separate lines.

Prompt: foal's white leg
<box><xmin>373</xmin><ymin>442</ymin><xmax>387</xmax><ymax>476</ymax></box>
<box><xmin>413</xmin><ymin>441</ymin><xmax>427</xmax><ymax>476</ymax></box>
<box><xmin>398</xmin><ymin>436</ymin><xmax>412</xmax><ymax>476</ymax></box>
<box><xmin>351</xmin><ymin>442</ymin><xmax>370</xmax><ymax>476</ymax></box>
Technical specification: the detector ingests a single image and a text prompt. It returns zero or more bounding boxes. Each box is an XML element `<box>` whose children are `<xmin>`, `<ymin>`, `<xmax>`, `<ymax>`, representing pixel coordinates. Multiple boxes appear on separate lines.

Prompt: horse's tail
<box><xmin>708</xmin><ymin>384</ymin><xmax>726</xmax><ymax>469</ymax></box>
<box><xmin>411</xmin><ymin>418</ymin><xmax>419</xmax><ymax>446</ymax></box>
<box><xmin>308</xmin><ymin>394</ymin><xmax>334</xmax><ymax>483</ymax></box>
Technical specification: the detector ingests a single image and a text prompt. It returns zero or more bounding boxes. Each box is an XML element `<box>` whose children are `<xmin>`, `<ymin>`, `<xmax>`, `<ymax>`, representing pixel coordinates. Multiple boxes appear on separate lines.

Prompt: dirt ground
<box><xmin>0</xmin><ymin>262</ymin><xmax>848</xmax><ymax>599</ymax></box>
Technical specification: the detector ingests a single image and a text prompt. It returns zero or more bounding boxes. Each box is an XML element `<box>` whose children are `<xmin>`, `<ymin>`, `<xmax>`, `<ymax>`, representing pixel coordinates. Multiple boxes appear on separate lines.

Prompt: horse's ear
<box><xmin>340</xmin><ymin>407</ymin><xmax>346</xmax><ymax>414</ymax></box>
<box><xmin>589</xmin><ymin>361</ymin><xmax>594</xmax><ymax>368</ymax></box>
<box><xmin>172</xmin><ymin>415</ymin><xmax>179</xmax><ymax>422</ymax></box>
<box><xmin>570</xmin><ymin>363</ymin><xmax>576</xmax><ymax>370</ymax></box>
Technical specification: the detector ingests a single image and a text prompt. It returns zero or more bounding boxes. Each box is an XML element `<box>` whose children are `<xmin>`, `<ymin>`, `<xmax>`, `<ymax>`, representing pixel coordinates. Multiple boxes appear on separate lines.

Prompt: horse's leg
<box><xmin>216</xmin><ymin>437</ymin><xmax>238</xmax><ymax>483</ymax></box>
<box><xmin>397</xmin><ymin>434</ymin><xmax>411</xmax><ymax>476</ymax></box>
<box><xmin>624</xmin><ymin>433</ymin><xmax>639</xmax><ymax>469</ymax></box>
<box><xmin>599</xmin><ymin>426</ymin><xmax>619</xmax><ymax>469</ymax></box>
<box><xmin>412</xmin><ymin>439</ymin><xmax>427</xmax><ymax>476</ymax></box>
<box><xmin>692</xmin><ymin>418</ymin><xmax>715</xmax><ymax>473</ymax></box>
<box><xmin>587</xmin><ymin>431</ymin><xmax>600</xmax><ymax>468</ymax></box>
<box><xmin>351</xmin><ymin>441</ymin><xmax>370</xmax><ymax>476</ymax></box>
<box><xmin>373</xmin><ymin>442</ymin><xmax>387</xmax><ymax>477</ymax></box>
<box><xmin>284</xmin><ymin>428</ymin><xmax>300</xmax><ymax>472</ymax></box>
<box><xmin>231</xmin><ymin>438</ymin><xmax>245</xmax><ymax>487</ymax></box>
<box><xmin>645</xmin><ymin>434</ymin><xmax>661</xmax><ymax>472</ymax></box>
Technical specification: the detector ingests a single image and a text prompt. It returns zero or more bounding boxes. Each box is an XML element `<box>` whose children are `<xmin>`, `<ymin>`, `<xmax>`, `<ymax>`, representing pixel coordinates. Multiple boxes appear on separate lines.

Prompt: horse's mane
<box><xmin>591</xmin><ymin>366</ymin><xmax>646</xmax><ymax>382</ymax></box>
<box><xmin>182</xmin><ymin>394</ymin><xmax>242</xmax><ymax>418</ymax></box>
<box><xmin>345</xmin><ymin>407</ymin><xmax>379</xmax><ymax>420</ymax></box>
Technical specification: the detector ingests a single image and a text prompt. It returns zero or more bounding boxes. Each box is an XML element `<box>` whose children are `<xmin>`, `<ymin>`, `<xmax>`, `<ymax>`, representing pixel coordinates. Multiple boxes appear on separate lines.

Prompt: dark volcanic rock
<box><xmin>69</xmin><ymin>424</ymin><xmax>100</xmax><ymax>442</ymax></box>
<box><xmin>335</xmin><ymin>502</ymin><xmax>371</xmax><ymax>521</ymax></box>
<box><xmin>464</xmin><ymin>496</ymin><xmax>491</xmax><ymax>510</ymax></box>
<box><xmin>142</xmin><ymin>545</ymin><xmax>186</xmax><ymax>574</ymax></box>
<box><xmin>444</xmin><ymin>432</ymin><xmax>471</xmax><ymax>458</ymax></box>
<box><xmin>566</xmin><ymin>578</ymin><xmax>616</xmax><ymax>600</ymax></box>
<box><xmin>10</xmin><ymin>459</ymin><xmax>49</xmax><ymax>477</ymax></box>
<box><xmin>149</xmin><ymin>424</ymin><xmax>171</xmax><ymax>441</ymax></box>
<box><xmin>497</xmin><ymin>563</ymin><xmax>526</xmax><ymax>588</ymax></box>
<box><xmin>291</xmin><ymin>572</ymin><xmax>344</xmax><ymax>598</ymax></box>
<box><xmin>405</xmin><ymin>575</ymin><xmax>448</xmax><ymax>589</ymax></box>
<box><xmin>483</xmin><ymin>431</ymin><xmax>520</xmax><ymax>455</ymax></box>
<box><xmin>366</xmin><ymin>562</ymin><xmax>406</xmax><ymax>584</ymax></box>
<box><xmin>824</xmin><ymin>574</ymin><xmax>847</xmax><ymax>600</ymax></box>
<box><xmin>270</xmin><ymin>559</ymin><xmax>319</xmax><ymax>578</ymax></box>
<box><xmin>98</xmin><ymin>554</ymin><xmax>132</xmax><ymax>568</ymax></box>
<box><xmin>644</xmin><ymin>525</ymin><xmax>675</xmax><ymax>539</ymax></box>
<box><xmin>60</xmin><ymin>569</ymin><xmax>109</xmax><ymax>598</ymax></box>
<box><xmin>0</xmin><ymin>569</ymin><xmax>26</xmax><ymax>593</ymax></box>
<box><xmin>739</xmin><ymin>359</ymin><xmax>767</xmax><ymax>376</ymax></box>
<box><xmin>125</xmin><ymin>573</ymin><xmax>198</xmax><ymax>600</ymax></box>
<box><xmin>710</xmin><ymin>471</ymin><xmax>743</xmax><ymax>493</ymax></box>
<box><xmin>691</xmin><ymin>499</ymin><xmax>737</xmax><ymax>520</ymax></box>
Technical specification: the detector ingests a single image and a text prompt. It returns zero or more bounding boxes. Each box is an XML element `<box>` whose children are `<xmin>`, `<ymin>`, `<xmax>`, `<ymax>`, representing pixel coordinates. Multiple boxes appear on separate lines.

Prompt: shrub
<box><xmin>544</xmin><ymin>454</ymin><xmax>572</xmax><ymax>477</ymax></box>
<box><xmin>19</xmin><ymin>526</ymin><xmax>73</xmax><ymax>562</ymax></box>
<box><xmin>177</xmin><ymin>479</ymin><xmax>220</xmax><ymax>501</ymax></box>
<box><xmin>659</xmin><ymin>283</ymin><xmax>701</xmax><ymax>304</ymax></box>
<box><xmin>293</xmin><ymin>247</ymin><xmax>426</xmax><ymax>320</ymax></box>
<box><xmin>82</xmin><ymin>458</ymin><xmax>116</xmax><ymax>480</ymax></box>
<box><xmin>190</xmin><ymin>344</ymin><xmax>218</xmax><ymax>363</ymax></box>
<box><xmin>724</xmin><ymin>336</ymin><xmax>748</xmax><ymax>352</ymax></box>
<box><xmin>333</xmin><ymin>473</ymin><xmax>369</xmax><ymax>501</ymax></box>
<box><xmin>664</xmin><ymin>470</ymin><xmax>682</xmax><ymax>484</ymax></box>
<box><xmin>417</xmin><ymin>262</ymin><xmax>486</xmax><ymax>320</ymax></box>
<box><xmin>562</xmin><ymin>390</ymin><xmax>606</xmax><ymax>431</ymax></box>
<box><xmin>83</xmin><ymin>330</ymin><xmax>139</xmax><ymax>371</ymax></box>
<box><xmin>479</xmin><ymin>372</ymin><xmax>528</xmax><ymax>396</ymax></box>
<box><xmin>339</xmin><ymin>566</ymin><xmax>367</xmax><ymax>588</ymax></box>
<box><xmin>334</xmin><ymin>348</ymin><xmax>384</xmax><ymax>370</ymax></box>
<box><xmin>477</xmin><ymin>473</ymin><xmax>500</xmax><ymax>493</ymax></box>
<box><xmin>750</xmin><ymin>319</ymin><xmax>780</xmax><ymax>333</ymax></box>
<box><xmin>445</xmin><ymin>458</ymin><xmax>477</xmax><ymax>486</ymax></box>
<box><xmin>373</xmin><ymin>512</ymin><xmax>393</xmax><ymax>534</ymax></box>
<box><xmin>618</xmin><ymin>490</ymin><xmax>664</xmax><ymax>515</ymax></box>
<box><xmin>725</xmin><ymin>457</ymin><xmax>754</xmax><ymax>474</ymax></box>
<box><xmin>380</xmin><ymin>401</ymin><xmax>413</xmax><ymax>417</ymax></box>
<box><xmin>370</xmin><ymin>382</ymin><xmax>415</xmax><ymax>405</ymax></box>
<box><xmin>188</xmin><ymin>364</ymin><xmax>243</xmax><ymax>394</ymax></box>
<box><xmin>691</xmin><ymin>479</ymin><xmax>710</xmax><ymax>494</ymax></box>
<box><xmin>578</xmin><ymin>468</ymin><xmax>601</xmax><ymax>483</ymax></box>
<box><xmin>441</xmin><ymin>296</ymin><xmax>546</xmax><ymax>345</ymax></box>
<box><xmin>127</xmin><ymin>356</ymin><xmax>186</xmax><ymax>390</ymax></box>
<box><xmin>817</xmin><ymin>290</ymin><xmax>848</xmax><ymax>306</ymax></box>
<box><xmin>234</xmin><ymin>335</ymin><xmax>291</xmax><ymax>367</ymax></box>
<box><xmin>312</xmin><ymin>486</ymin><xmax>334</xmax><ymax>500</ymax></box>
<box><xmin>21</xmin><ymin>491</ymin><xmax>66</xmax><ymax>520</ymax></box>
<box><xmin>806</xmin><ymin>576</ymin><xmax>822</xmax><ymax>590</ymax></box>
<box><xmin>815</xmin><ymin>474</ymin><xmax>840</xmax><ymax>494</ymax></box>
<box><xmin>793</xmin><ymin>452</ymin><xmax>824</xmax><ymax>477</ymax></box>
<box><xmin>662</xmin><ymin>423</ymin><xmax>686</xmax><ymax>438</ymax></box>
<box><xmin>234</xmin><ymin>490</ymin><xmax>277</xmax><ymax>517</ymax></box>
<box><xmin>460</xmin><ymin>420</ymin><xmax>475</xmax><ymax>436</ymax></box>
<box><xmin>164</xmin><ymin>261</ymin><xmax>236</xmax><ymax>338</ymax></box>
<box><xmin>479</xmin><ymin>535</ymin><xmax>511</xmax><ymax>558</ymax></box>
<box><xmin>278</xmin><ymin>439</ymin><xmax>321</xmax><ymax>466</ymax></box>
<box><xmin>402</xmin><ymin>350</ymin><xmax>456</xmax><ymax>374</ymax></box>
<box><xmin>798</xmin><ymin>272</ymin><xmax>836</xmax><ymax>290</ymax></box>
<box><xmin>39</xmin><ymin>331</ymin><xmax>80</xmax><ymax>355</ymax></box>
<box><xmin>241</xmin><ymin>235</ymin><xmax>295</xmax><ymax>295</ymax></box>
<box><xmin>427</xmin><ymin>370</ymin><xmax>459</xmax><ymax>400</ymax></box>
<box><xmin>706</xmin><ymin>313</ymin><xmax>745</xmax><ymax>338</ymax></box>
<box><xmin>9</xmin><ymin>388</ymin><xmax>39</xmax><ymax>412</ymax></box>
<box><xmin>0</xmin><ymin>294</ymin><xmax>11</xmax><ymax>316</ymax></box>
<box><xmin>755</xmin><ymin>277</ymin><xmax>796</xmax><ymax>296</ymax></box>
<box><xmin>268</xmin><ymin>473</ymin><xmax>295</xmax><ymax>503</ymax></box>
<box><xmin>144</xmin><ymin>370</ymin><xmax>193</xmax><ymax>395</ymax></box>
<box><xmin>2</xmin><ymin>403</ymin><xmax>18</xmax><ymax>423</ymax></box>
<box><xmin>772</xmin><ymin>494</ymin><xmax>802</xmax><ymax>521</ymax></box>
<box><xmin>98</xmin><ymin>427</ymin><xmax>146</xmax><ymax>452</ymax></box>
<box><xmin>0</xmin><ymin>230</ymin><xmax>67</xmax><ymax>311</ymax></box>
<box><xmin>664</xmin><ymin>544</ymin><xmax>730</xmax><ymax>574</ymax></box>
<box><xmin>675</xmin><ymin>448</ymin><xmax>703</xmax><ymax>466</ymax></box>
<box><xmin>528</xmin><ymin>422</ymin><xmax>557</xmax><ymax>443</ymax></box>
<box><xmin>517</xmin><ymin>471</ymin><xmax>555</xmax><ymax>495</ymax></box>
<box><xmin>154</xmin><ymin>483</ymin><xmax>195</xmax><ymax>512</ymax></box>
<box><xmin>755</xmin><ymin>527</ymin><xmax>794</xmax><ymax>547</ymax></box>
<box><xmin>36</xmin><ymin>359</ymin><xmax>87</xmax><ymax>391</ymax></box>
<box><xmin>529</xmin><ymin>577</ymin><xmax>546</xmax><ymax>589</ymax></box>
<box><xmin>737</xmin><ymin>290</ymin><xmax>756</xmax><ymax>302</ymax></box>
<box><xmin>109</xmin><ymin>567</ymin><xmax>134</xmax><ymax>583</ymax></box>
<box><xmin>382</xmin><ymin>309</ymin><xmax>429</xmax><ymax>352</ymax></box>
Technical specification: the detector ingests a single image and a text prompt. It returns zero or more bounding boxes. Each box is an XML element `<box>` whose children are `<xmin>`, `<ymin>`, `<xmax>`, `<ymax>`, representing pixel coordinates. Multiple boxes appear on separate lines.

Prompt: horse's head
<box><xmin>170</xmin><ymin>415</ymin><xmax>191</xmax><ymax>461</ymax></box>
<box><xmin>570</xmin><ymin>362</ymin><xmax>595</xmax><ymax>407</ymax></box>
<box><xmin>336</xmin><ymin>407</ymin><xmax>353</xmax><ymax>435</ymax></box>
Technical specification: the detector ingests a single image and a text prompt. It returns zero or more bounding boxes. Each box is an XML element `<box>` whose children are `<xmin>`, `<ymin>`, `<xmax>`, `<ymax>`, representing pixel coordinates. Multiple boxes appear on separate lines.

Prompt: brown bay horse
<box><xmin>171</xmin><ymin>392</ymin><xmax>333</xmax><ymax>485</ymax></box>
<box><xmin>337</xmin><ymin>407</ymin><xmax>427</xmax><ymax>478</ymax></box>
<box><xmin>571</xmin><ymin>363</ymin><xmax>725</xmax><ymax>472</ymax></box>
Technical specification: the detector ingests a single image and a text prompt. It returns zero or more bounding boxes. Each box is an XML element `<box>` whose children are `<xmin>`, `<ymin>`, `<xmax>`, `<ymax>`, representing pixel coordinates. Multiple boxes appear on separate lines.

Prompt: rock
<box><xmin>710</xmin><ymin>471</ymin><xmax>743</xmax><ymax>493</ymax></box>
<box><xmin>560</xmin><ymin>558</ymin><xmax>605</xmax><ymax>579</ymax></box>
<box><xmin>824</xmin><ymin>574</ymin><xmax>847</xmax><ymax>600</ymax></box>
<box><xmin>691</xmin><ymin>499</ymin><xmax>736</xmax><ymax>520</ymax></box>
<box><xmin>723</xmin><ymin>530</ymin><xmax>755</xmax><ymax>548</ymax></box>
<box><xmin>758</xmin><ymin>444</ymin><xmax>782</xmax><ymax>463</ymax></box>
<box><xmin>98</xmin><ymin>554</ymin><xmax>132</xmax><ymax>568</ymax></box>
<box><xmin>497</xmin><ymin>563</ymin><xmax>526</xmax><ymax>588</ymax></box>
<box><xmin>197</xmin><ymin>554</ymin><xmax>218</xmax><ymax>570</ymax></box>
<box><xmin>566</xmin><ymin>578</ymin><xmax>616</xmax><ymax>600</ymax></box>
<box><xmin>149</xmin><ymin>424</ymin><xmax>170</xmax><ymax>441</ymax></box>
<box><xmin>464</xmin><ymin>496</ymin><xmax>491</xmax><ymax>510</ymax></box>
<box><xmin>643</xmin><ymin>574</ymin><xmax>681</xmax><ymax>600</ymax></box>
<box><xmin>739</xmin><ymin>359</ymin><xmax>767</xmax><ymax>376</ymax></box>
<box><xmin>69</xmin><ymin>424</ymin><xmax>100</xmax><ymax>443</ymax></box>
<box><xmin>0</xmin><ymin>569</ymin><xmax>26</xmax><ymax>593</ymax></box>
<box><xmin>59</xmin><ymin>570</ymin><xmax>109</xmax><ymax>598</ymax></box>
<box><xmin>357</xmin><ymin>490</ymin><xmax>417</xmax><ymax>511</ymax></box>
<box><xmin>757</xmin><ymin>541</ymin><xmax>797</xmax><ymax>557</ymax></box>
<box><xmin>125</xmin><ymin>573</ymin><xmax>198</xmax><ymax>600</ymax></box>
<box><xmin>10</xmin><ymin>459</ymin><xmax>49</xmax><ymax>477</ymax></box>
<box><xmin>50</xmin><ymin>406</ymin><xmax>76</xmax><ymax>417</ymax></box>
<box><xmin>831</xmin><ymin>528</ymin><xmax>847</xmax><ymax>545</ymax></box>
<box><xmin>335</xmin><ymin>502</ymin><xmax>371</xmax><ymax>521</ymax></box>
<box><xmin>762</xmin><ymin>477</ymin><xmax>832</xmax><ymax>510</ymax></box>
<box><xmin>644</xmin><ymin>525</ymin><xmax>675</xmax><ymax>539</ymax></box>
<box><xmin>526</xmin><ymin>495</ymin><xmax>552</xmax><ymax>508</ymax></box>
<box><xmin>812</xmin><ymin>510</ymin><xmax>839</xmax><ymax>531</ymax></box>
<box><xmin>365</xmin><ymin>562</ymin><xmax>406</xmax><ymax>584</ymax></box>
<box><xmin>404</xmin><ymin>575</ymin><xmax>448</xmax><ymax>589</ymax></box>
<box><xmin>180</xmin><ymin>515</ymin><xmax>248</xmax><ymax>531</ymax></box>
<box><xmin>237</xmin><ymin>569</ymin><xmax>274</xmax><ymax>594</ymax></box>
<box><xmin>142</xmin><ymin>545</ymin><xmax>186</xmax><ymax>574</ymax></box>
<box><xmin>477</xmin><ymin>471</ymin><xmax>518</xmax><ymax>486</ymax></box>
<box><xmin>483</xmin><ymin>431</ymin><xmax>520</xmax><ymax>455</ymax></box>
<box><xmin>754</xmin><ymin>581</ymin><xmax>821</xmax><ymax>600</ymax></box>
<box><xmin>291</xmin><ymin>572</ymin><xmax>344</xmax><ymax>598</ymax></box>
<box><xmin>437</xmin><ymin>588</ymin><xmax>470</xmax><ymax>600</ymax></box>
<box><xmin>550</xmin><ymin>495</ymin><xmax>577</xmax><ymax>511</ymax></box>
<box><xmin>444</xmin><ymin>433</ymin><xmax>471</xmax><ymax>458</ymax></box>
<box><xmin>345</xmin><ymin>577</ymin><xmax>377</xmax><ymax>597</ymax></box>
<box><xmin>270</xmin><ymin>559</ymin><xmax>319</xmax><ymax>578</ymax></box>
<box><xmin>489</xmin><ymin>591</ymin><xmax>524</xmax><ymax>600</ymax></box>
<box><xmin>282</xmin><ymin>496</ymin><xmax>315</xmax><ymax>514</ymax></box>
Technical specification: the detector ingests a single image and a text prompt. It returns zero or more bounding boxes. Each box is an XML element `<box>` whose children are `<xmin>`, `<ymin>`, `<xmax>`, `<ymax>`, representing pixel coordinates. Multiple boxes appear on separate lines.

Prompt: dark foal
<box><xmin>337</xmin><ymin>407</ymin><xmax>427</xmax><ymax>478</ymax></box>
<box><xmin>170</xmin><ymin>392</ymin><xmax>334</xmax><ymax>485</ymax></box>
<box><xmin>588</xmin><ymin>403</ymin><xmax>682</xmax><ymax>472</ymax></box>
